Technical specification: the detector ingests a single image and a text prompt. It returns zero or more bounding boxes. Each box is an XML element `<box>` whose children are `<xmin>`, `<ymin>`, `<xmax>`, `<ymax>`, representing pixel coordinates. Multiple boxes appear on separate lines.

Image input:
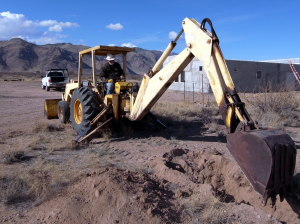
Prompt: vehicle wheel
<box><xmin>57</xmin><ymin>101</ymin><xmax>70</xmax><ymax>124</ymax></box>
<box><xmin>42</xmin><ymin>83</ymin><xmax>45</xmax><ymax>90</ymax></box>
<box><xmin>70</xmin><ymin>87</ymin><xmax>100</xmax><ymax>135</ymax></box>
<box><xmin>46</xmin><ymin>86</ymin><xmax>50</xmax><ymax>91</ymax></box>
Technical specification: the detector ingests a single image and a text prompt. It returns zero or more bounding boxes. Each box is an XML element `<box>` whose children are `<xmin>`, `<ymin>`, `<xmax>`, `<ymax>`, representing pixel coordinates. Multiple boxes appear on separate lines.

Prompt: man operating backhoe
<box><xmin>100</xmin><ymin>53</ymin><xmax>124</xmax><ymax>94</ymax></box>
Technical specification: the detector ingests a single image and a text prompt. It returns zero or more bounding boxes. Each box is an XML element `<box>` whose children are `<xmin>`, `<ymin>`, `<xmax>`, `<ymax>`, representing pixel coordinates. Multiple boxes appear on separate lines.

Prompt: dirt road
<box><xmin>0</xmin><ymin>81</ymin><xmax>61</xmax><ymax>140</ymax></box>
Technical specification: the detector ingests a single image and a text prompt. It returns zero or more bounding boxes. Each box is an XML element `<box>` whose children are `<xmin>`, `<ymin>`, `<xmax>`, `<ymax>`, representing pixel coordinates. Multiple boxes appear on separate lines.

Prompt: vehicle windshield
<box><xmin>47</xmin><ymin>72</ymin><xmax>64</xmax><ymax>77</ymax></box>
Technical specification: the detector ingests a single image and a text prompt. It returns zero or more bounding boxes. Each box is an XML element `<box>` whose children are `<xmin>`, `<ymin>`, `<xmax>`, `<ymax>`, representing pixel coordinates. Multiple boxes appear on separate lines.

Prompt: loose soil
<box><xmin>0</xmin><ymin>81</ymin><xmax>300</xmax><ymax>224</ymax></box>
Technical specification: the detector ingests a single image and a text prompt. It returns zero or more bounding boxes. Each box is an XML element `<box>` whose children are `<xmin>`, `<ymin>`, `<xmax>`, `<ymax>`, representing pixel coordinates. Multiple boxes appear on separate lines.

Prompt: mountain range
<box><xmin>0</xmin><ymin>38</ymin><xmax>169</xmax><ymax>76</ymax></box>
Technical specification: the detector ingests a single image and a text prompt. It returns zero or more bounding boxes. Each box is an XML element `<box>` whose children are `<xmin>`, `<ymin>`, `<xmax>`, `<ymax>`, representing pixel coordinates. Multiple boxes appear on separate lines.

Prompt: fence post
<box><xmin>193</xmin><ymin>82</ymin><xmax>194</xmax><ymax>103</ymax></box>
<box><xmin>184</xmin><ymin>81</ymin><xmax>185</xmax><ymax>101</ymax></box>
<box><xmin>202</xmin><ymin>73</ymin><xmax>204</xmax><ymax>105</ymax></box>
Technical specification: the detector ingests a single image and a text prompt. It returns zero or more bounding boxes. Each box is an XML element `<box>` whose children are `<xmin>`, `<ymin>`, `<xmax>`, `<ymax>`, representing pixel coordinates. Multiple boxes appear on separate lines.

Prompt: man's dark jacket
<box><xmin>99</xmin><ymin>62</ymin><xmax>124</xmax><ymax>82</ymax></box>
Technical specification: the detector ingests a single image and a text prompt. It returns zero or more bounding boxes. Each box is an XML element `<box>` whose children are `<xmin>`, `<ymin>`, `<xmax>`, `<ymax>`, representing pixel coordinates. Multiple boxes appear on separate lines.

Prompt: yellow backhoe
<box><xmin>44</xmin><ymin>18</ymin><xmax>296</xmax><ymax>205</ymax></box>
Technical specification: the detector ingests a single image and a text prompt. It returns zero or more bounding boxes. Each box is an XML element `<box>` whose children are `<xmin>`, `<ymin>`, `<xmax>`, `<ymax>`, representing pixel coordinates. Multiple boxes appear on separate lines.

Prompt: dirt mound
<box><xmin>6</xmin><ymin>148</ymin><xmax>296</xmax><ymax>224</ymax></box>
<box><xmin>9</xmin><ymin>167</ymin><xmax>186</xmax><ymax>224</ymax></box>
<box><xmin>152</xmin><ymin>148</ymin><xmax>299</xmax><ymax>224</ymax></box>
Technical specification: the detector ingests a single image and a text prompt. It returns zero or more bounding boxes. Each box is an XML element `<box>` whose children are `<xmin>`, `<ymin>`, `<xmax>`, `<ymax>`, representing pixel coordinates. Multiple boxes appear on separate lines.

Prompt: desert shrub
<box><xmin>32</xmin><ymin>121</ymin><xmax>63</xmax><ymax>133</ymax></box>
<box><xmin>2</xmin><ymin>150</ymin><xmax>25</xmax><ymax>164</ymax></box>
<box><xmin>0</xmin><ymin>170</ymin><xmax>52</xmax><ymax>206</ymax></box>
<box><xmin>217</xmin><ymin>129</ymin><xmax>227</xmax><ymax>141</ymax></box>
<box><xmin>0</xmin><ymin>161</ymin><xmax>82</xmax><ymax>208</ymax></box>
<box><xmin>208</xmin><ymin>122</ymin><xmax>218</xmax><ymax>132</ymax></box>
<box><xmin>0</xmin><ymin>176</ymin><xmax>34</xmax><ymax>206</ymax></box>
<box><xmin>199</xmin><ymin>194</ymin><xmax>228</xmax><ymax>223</ymax></box>
<box><xmin>185</xmin><ymin>193</ymin><xmax>240</xmax><ymax>223</ymax></box>
<box><xmin>244</xmin><ymin>84</ymin><xmax>300</xmax><ymax>128</ymax></box>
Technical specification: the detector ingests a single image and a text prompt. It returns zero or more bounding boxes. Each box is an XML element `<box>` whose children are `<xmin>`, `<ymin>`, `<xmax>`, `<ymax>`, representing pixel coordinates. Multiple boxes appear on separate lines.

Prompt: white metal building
<box><xmin>163</xmin><ymin>56</ymin><xmax>300</xmax><ymax>93</ymax></box>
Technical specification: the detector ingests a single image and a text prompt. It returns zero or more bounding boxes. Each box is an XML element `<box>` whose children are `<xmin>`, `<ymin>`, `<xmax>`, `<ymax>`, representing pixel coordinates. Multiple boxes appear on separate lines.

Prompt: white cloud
<box><xmin>26</xmin><ymin>37</ymin><xmax>63</xmax><ymax>45</ymax></box>
<box><xmin>108</xmin><ymin>43</ymin><xmax>136</xmax><ymax>47</ymax></box>
<box><xmin>121</xmin><ymin>42</ymin><xmax>137</xmax><ymax>48</ymax></box>
<box><xmin>39</xmin><ymin>20</ymin><xmax>79</xmax><ymax>28</ymax></box>
<box><xmin>168</xmin><ymin>31</ymin><xmax>179</xmax><ymax>40</ymax></box>
<box><xmin>168</xmin><ymin>31</ymin><xmax>184</xmax><ymax>40</ymax></box>
<box><xmin>12</xmin><ymin>35</ymin><xmax>63</xmax><ymax>45</ymax></box>
<box><xmin>39</xmin><ymin>20</ymin><xmax>79</xmax><ymax>32</ymax></box>
<box><xmin>39</xmin><ymin>20</ymin><xmax>57</xmax><ymax>27</ymax></box>
<box><xmin>59</xmin><ymin>22</ymin><xmax>79</xmax><ymax>28</ymax></box>
<box><xmin>106</xmin><ymin>23</ymin><xmax>123</xmax><ymax>30</ymax></box>
<box><xmin>0</xmin><ymin>11</ymin><xmax>38</xmax><ymax>40</ymax></box>
<box><xmin>49</xmin><ymin>25</ymin><xmax>62</xmax><ymax>32</ymax></box>
<box><xmin>168</xmin><ymin>31</ymin><xmax>177</xmax><ymax>39</ymax></box>
<box><xmin>0</xmin><ymin>11</ymin><xmax>79</xmax><ymax>44</ymax></box>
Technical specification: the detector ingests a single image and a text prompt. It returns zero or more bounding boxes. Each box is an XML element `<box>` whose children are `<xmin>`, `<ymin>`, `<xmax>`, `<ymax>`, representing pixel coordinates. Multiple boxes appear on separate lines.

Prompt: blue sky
<box><xmin>0</xmin><ymin>0</ymin><xmax>299</xmax><ymax>61</ymax></box>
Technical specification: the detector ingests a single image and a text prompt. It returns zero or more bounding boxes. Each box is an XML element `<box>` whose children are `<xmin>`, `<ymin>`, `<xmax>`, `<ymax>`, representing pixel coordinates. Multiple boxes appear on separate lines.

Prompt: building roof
<box><xmin>260</xmin><ymin>58</ymin><xmax>300</xmax><ymax>64</ymax></box>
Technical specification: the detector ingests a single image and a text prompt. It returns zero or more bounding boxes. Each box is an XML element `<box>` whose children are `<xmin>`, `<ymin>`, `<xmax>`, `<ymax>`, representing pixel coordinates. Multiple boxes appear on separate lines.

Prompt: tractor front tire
<box><xmin>70</xmin><ymin>87</ymin><xmax>100</xmax><ymax>135</ymax></box>
<box><xmin>58</xmin><ymin>101</ymin><xmax>70</xmax><ymax>124</ymax></box>
<box><xmin>46</xmin><ymin>86</ymin><xmax>50</xmax><ymax>91</ymax></box>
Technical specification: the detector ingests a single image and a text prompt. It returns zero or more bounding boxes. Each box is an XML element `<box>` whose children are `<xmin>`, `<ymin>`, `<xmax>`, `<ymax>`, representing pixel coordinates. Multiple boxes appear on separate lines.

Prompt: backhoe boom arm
<box><xmin>128</xmin><ymin>17</ymin><xmax>255</xmax><ymax>133</ymax></box>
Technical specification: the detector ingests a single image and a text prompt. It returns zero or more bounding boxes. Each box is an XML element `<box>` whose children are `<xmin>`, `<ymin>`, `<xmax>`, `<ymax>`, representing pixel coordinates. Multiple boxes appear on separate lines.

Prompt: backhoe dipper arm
<box><xmin>185</xmin><ymin>18</ymin><xmax>257</xmax><ymax>133</ymax></box>
<box><xmin>128</xmin><ymin>17</ymin><xmax>296</xmax><ymax>205</ymax></box>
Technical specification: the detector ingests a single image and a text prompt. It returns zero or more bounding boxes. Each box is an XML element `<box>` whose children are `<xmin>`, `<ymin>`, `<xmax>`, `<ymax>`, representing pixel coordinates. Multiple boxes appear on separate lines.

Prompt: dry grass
<box><xmin>101</xmin><ymin>129</ymin><xmax>112</xmax><ymax>142</ymax></box>
<box><xmin>0</xmin><ymin>73</ymin><xmax>42</xmax><ymax>82</ymax></box>
<box><xmin>184</xmin><ymin>193</ymin><xmax>241</xmax><ymax>224</ymax></box>
<box><xmin>152</xmin><ymin>101</ymin><xmax>220</xmax><ymax>126</ymax></box>
<box><xmin>0</xmin><ymin>160</ymin><xmax>83</xmax><ymax>207</ymax></box>
<box><xmin>0</xmin><ymin>120</ymin><xmax>90</xmax><ymax>208</ymax></box>
<box><xmin>32</xmin><ymin>121</ymin><xmax>64</xmax><ymax>133</ymax></box>
<box><xmin>2</xmin><ymin>150</ymin><xmax>25</xmax><ymax>164</ymax></box>
<box><xmin>29</xmin><ymin>121</ymin><xmax>80</xmax><ymax>151</ymax></box>
<box><xmin>243</xmin><ymin>84</ymin><xmax>300</xmax><ymax>129</ymax></box>
<box><xmin>199</xmin><ymin>194</ymin><xmax>234</xmax><ymax>223</ymax></box>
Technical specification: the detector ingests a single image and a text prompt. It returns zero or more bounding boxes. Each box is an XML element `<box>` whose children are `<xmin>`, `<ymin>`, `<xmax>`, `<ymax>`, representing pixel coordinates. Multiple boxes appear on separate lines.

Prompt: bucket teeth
<box><xmin>263</xmin><ymin>143</ymin><xmax>296</xmax><ymax>205</ymax></box>
<box><xmin>227</xmin><ymin>129</ymin><xmax>296</xmax><ymax>205</ymax></box>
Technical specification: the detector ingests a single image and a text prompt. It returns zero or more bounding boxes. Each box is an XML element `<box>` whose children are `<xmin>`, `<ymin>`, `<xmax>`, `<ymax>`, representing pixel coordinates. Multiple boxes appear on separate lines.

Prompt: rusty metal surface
<box><xmin>227</xmin><ymin>128</ymin><xmax>296</xmax><ymax>203</ymax></box>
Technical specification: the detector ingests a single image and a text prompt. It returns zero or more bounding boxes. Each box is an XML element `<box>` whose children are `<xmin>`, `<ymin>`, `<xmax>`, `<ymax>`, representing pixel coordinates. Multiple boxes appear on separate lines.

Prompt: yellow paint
<box><xmin>115</xmin><ymin>82</ymin><xmax>132</xmax><ymax>94</ymax></box>
<box><xmin>112</xmin><ymin>94</ymin><xmax>119</xmax><ymax>121</ymax></box>
<box><xmin>44</xmin><ymin>99</ymin><xmax>60</xmax><ymax>119</ymax></box>
<box><xmin>104</xmin><ymin>95</ymin><xmax>112</xmax><ymax>105</ymax></box>
<box><xmin>73</xmin><ymin>99</ymin><xmax>82</xmax><ymax>124</ymax></box>
<box><xmin>226</xmin><ymin>106</ymin><xmax>234</xmax><ymax>128</ymax></box>
<box><xmin>64</xmin><ymin>83</ymin><xmax>79</xmax><ymax>101</ymax></box>
<box><xmin>208</xmin><ymin>71</ymin><xmax>215</xmax><ymax>85</ymax></box>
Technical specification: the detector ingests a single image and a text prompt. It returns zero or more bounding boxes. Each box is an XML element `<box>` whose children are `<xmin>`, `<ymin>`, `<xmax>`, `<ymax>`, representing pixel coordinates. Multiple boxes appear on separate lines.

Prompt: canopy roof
<box><xmin>79</xmin><ymin>45</ymin><xmax>135</xmax><ymax>56</ymax></box>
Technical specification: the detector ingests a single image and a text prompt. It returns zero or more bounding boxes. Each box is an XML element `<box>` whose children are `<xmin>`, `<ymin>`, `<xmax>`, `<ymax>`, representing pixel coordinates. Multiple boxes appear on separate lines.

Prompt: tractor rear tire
<box><xmin>58</xmin><ymin>101</ymin><xmax>70</xmax><ymax>124</ymax></box>
<box><xmin>42</xmin><ymin>83</ymin><xmax>45</xmax><ymax>90</ymax></box>
<box><xmin>70</xmin><ymin>87</ymin><xmax>100</xmax><ymax>135</ymax></box>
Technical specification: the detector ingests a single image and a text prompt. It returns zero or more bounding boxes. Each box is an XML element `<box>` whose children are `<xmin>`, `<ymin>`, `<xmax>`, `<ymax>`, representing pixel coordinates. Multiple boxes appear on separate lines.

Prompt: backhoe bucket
<box><xmin>227</xmin><ymin>128</ymin><xmax>296</xmax><ymax>203</ymax></box>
